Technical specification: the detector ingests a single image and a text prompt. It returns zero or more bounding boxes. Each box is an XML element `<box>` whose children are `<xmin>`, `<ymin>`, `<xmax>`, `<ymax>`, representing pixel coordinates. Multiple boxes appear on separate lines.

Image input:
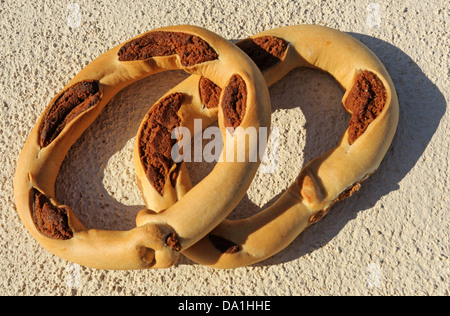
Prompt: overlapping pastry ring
<box><xmin>135</xmin><ymin>25</ymin><xmax>399</xmax><ymax>269</ymax></box>
<box><xmin>13</xmin><ymin>25</ymin><xmax>271</xmax><ymax>270</ymax></box>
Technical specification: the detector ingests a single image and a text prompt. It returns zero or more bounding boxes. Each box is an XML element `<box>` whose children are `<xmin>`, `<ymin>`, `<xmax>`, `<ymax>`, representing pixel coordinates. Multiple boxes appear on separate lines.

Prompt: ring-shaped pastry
<box><xmin>14</xmin><ymin>25</ymin><xmax>271</xmax><ymax>270</ymax></box>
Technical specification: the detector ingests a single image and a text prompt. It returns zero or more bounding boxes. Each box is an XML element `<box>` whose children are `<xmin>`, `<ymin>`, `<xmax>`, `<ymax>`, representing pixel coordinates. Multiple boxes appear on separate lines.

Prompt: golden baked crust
<box><xmin>13</xmin><ymin>25</ymin><xmax>271</xmax><ymax>270</ymax></box>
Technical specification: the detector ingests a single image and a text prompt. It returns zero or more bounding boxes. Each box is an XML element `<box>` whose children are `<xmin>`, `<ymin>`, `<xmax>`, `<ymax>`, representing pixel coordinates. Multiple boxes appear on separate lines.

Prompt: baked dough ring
<box><xmin>137</xmin><ymin>25</ymin><xmax>399</xmax><ymax>268</ymax></box>
<box><xmin>13</xmin><ymin>25</ymin><xmax>271</xmax><ymax>270</ymax></box>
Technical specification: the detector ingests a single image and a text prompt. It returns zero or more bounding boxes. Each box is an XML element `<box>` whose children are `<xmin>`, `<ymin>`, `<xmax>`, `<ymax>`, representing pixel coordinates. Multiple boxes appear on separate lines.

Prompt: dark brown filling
<box><xmin>32</xmin><ymin>189</ymin><xmax>73</xmax><ymax>240</ymax></box>
<box><xmin>139</xmin><ymin>93</ymin><xmax>184</xmax><ymax>195</ymax></box>
<box><xmin>236</xmin><ymin>36</ymin><xmax>288</xmax><ymax>71</ymax></box>
<box><xmin>307</xmin><ymin>182</ymin><xmax>362</xmax><ymax>227</ymax></box>
<box><xmin>118</xmin><ymin>31</ymin><xmax>219</xmax><ymax>67</ymax></box>
<box><xmin>199</xmin><ymin>77</ymin><xmax>222</xmax><ymax>109</ymax></box>
<box><xmin>345</xmin><ymin>71</ymin><xmax>387</xmax><ymax>144</ymax></box>
<box><xmin>40</xmin><ymin>80</ymin><xmax>101</xmax><ymax>148</ymax></box>
<box><xmin>307</xmin><ymin>171</ymin><xmax>377</xmax><ymax>227</ymax></box>
<box><xmin>308</xmin><ymin>209</ymin><xmax>328</xmax><ymax>226</ymax></box>
<box><xmin>209</xmin><ymin>235</ymin><xmax>241</xmax><ymax>254</ymax></box>
<box><xmin>222</xmin><ymin>74</ymin><xmax>247</xmax><ymax>128</ymax></box>
<box><xmin>166</xmin><ymin>233</ymin><xmax>182</xmax><ymax>252</ymax></box>
<box><xmin>197</xmin><ymin>36</ymin><xmax>288</xmax><ymax>112</ymax></box>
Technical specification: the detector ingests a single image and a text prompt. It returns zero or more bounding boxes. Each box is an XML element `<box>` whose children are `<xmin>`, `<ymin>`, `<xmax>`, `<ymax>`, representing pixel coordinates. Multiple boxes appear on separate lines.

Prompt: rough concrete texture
<box><xmin>0</xmin><ymin>0</ymin><xmax>448</xmax><ymax>296</ymax></box>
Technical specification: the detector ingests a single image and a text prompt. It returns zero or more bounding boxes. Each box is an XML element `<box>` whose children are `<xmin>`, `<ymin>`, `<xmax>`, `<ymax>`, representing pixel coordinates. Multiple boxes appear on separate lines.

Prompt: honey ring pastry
<box><xmin>136</xmin><ymin>25</ymin><xmax>399</xmax><ymax>268</ymax></box>
<box><xmin>13</xmin><ymin>25</ymin><xmax>271</xmax><ymax>270</ymax></box>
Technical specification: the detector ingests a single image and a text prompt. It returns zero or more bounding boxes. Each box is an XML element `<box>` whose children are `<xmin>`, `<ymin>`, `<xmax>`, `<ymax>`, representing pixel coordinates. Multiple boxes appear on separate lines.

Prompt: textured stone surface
<box><xmin>1</xmin><ymin>0</ymin><xmax>448</xmax><ymax>296</ymax></box>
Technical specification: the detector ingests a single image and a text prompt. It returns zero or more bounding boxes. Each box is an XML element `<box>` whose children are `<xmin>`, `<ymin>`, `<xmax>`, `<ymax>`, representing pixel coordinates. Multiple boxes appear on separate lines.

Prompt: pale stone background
<box><xmin>0</xmin><ymin>0</ymin><xmax>448</xmax><ymax>295</ymax></box>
